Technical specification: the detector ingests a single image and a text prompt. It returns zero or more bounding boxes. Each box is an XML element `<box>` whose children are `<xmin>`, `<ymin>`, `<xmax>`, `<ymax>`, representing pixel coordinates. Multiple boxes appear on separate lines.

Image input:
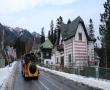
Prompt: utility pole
<box><xmin>2</xmin><ymin>28</ymin><xmax>9</xmax><ymax>70</ymax></box>
<box><xmin>1</xmin><ymin>28</ymin><xmax>4</xmax><ymax>52</ymax></box>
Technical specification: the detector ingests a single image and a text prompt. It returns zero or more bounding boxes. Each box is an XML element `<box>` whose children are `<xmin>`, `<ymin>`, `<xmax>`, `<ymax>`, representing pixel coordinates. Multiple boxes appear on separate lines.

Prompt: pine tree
<box><xmin>89</xmin><ymin>19</ymin><xmax>94</xmax><ymax>35</ymax></box>
<box><xmin>50</xmin><ymin>20</ymin><xmax>54</xmax><ymax>44</ymax></box>
<box><xmin>98</xmin><ymin>0</ymin><xmax>110</xmax><ymax>67</ymax></box>
<box><xmin>94</xmin><ymin>43</ymin><xmax>105</xmax><ymax>67</ymax></box>
<box><xmin>55</xmin><ymin>16</ymin><xmax>63</xmax><ymax>45</ymax></box>
<box><xmin>48</xmin><ymin>30</ymin><xmax>51</xmax><ymax>40</ymax></box>
<box><xmin>59</xmin><ymin>16</ymin><xmax>63</xmax><ymax>24</ymax></box>
<box><xmin>55</xmin><ymin>16</ymin><xmax>63</xmax><ymax>34</ymax></box>
<box><xmin>53</xmin><ymin>29</ymin><xmax>57</xmax><ymax>45</ymax></box>
<box><xmin>25</xmin><ymin>38</ymin><xmax>33</xmax><ymax>53</ymax></box>
<box><xmin>41</xmin><ymin>27</ymin><xmax>45</xmax><ymax>43</ymax></box>
<box><xmin>21</xmin><ymin>40</ymin><xmax>25</xmax><ymax>54</ymax></box>
<box><xmin>55</xmin><ymin>18</ymin><xmax>59</xmax><ymax>39</ymax></box>
<box><xmin>13</xmin><ymin>38</ymin><xmax>25</xmax><ymax>58</ymax></box>
<box><xmin>67</xmin><ymin>19</ymin><xmax>71</xmax><ymax>24</ymax></box>
<box><xmin>56</xmin><ymin>16</ymin><xmax>63</xmax><ymax>30</ymax></box>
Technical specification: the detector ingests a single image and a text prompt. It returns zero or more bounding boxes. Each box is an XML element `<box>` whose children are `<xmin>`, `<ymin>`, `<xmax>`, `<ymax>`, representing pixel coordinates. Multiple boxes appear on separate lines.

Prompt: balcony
<box><xmin>88</xmin><ymin>61</ymin><xmax>97</xmax><ymax>66</ymax></box>
<box><xmin>56</xmin><ymin>44</ymin><xmax>64</xmax><ymax>51</ymax></box>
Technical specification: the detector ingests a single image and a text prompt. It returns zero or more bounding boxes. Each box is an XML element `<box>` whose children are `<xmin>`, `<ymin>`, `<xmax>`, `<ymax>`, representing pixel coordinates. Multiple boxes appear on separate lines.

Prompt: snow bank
<box><xmin>0</xmin><ymin>61</ymin><xmax>17</xmax><ymax>90</ymax></box>
<box><xmin>37</xmin><ymin>66</ymin><xmax>110</xmax><ymax>90</ymax></box>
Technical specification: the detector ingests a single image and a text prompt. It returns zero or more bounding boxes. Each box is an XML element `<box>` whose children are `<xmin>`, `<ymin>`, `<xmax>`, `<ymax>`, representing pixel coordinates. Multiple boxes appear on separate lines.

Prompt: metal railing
<box><xmin>37</xmin><ymin>63</ymin><xmax>110</xmax><ymax>81</ymax></box>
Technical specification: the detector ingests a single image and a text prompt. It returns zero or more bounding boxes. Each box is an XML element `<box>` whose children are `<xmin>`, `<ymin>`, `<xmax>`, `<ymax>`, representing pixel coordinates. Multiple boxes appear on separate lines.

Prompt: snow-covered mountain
<box><xmin>0</xmin><ymin>23</ymin><xmax>41</xmax><ymax>44</ymax></box>
<box><xmin>32</xmin><ymin>31</ymin><xmax>41</xmax><ymax>38</ymax></box>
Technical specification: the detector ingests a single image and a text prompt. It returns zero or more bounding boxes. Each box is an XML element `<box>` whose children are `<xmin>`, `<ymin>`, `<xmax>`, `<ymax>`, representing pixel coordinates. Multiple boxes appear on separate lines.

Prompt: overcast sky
<box><xmin>0</xmin><ymin>0</ymin><xmax>106</xmax><ymax>38</ymax></box>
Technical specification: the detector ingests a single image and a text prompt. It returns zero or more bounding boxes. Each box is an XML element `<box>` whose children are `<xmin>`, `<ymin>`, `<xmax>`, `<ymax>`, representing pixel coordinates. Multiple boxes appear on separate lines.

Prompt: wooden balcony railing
<box><xmin>88</xmin><ymin>61</ymin><xmax>97</xmax><ymax>66</ymax></box>
<box><xmin>56</xmin><ymin>44</ymin><xmax>64</xmax><ymax>51</ymax></box>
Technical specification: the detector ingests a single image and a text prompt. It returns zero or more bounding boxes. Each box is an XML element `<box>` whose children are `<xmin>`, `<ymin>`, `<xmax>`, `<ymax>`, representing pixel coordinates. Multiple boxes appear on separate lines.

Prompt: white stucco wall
<box><xmin>74</xmin><ymin>23</ymin><xmax>88</xmax><ymax>66</ymax></box>
<box><xmin>64</xmin><ymin>38</ymin><xmax>73</xmax><ymax>66</ymax></box>
<box><xmin>51</xmin><ymin>54</ymin><xmax>55</xmax><ymax>64</ymax></box>
<box><xmin>59</xmin><ymin>33</ymin><xmax>62</xmax><ymax>44</ymax></box>
<box><xmin>42</xmin><ymin>52</ymin><xmax>55</xmax><ymax>65</ymax></box>
<box><xmin>75</xmin><ymin>23</ymin><xmax>87</xmax><ymax>42</ymax></box>
<box><xmin>88</xmin><ymin>41</ymin><xmax>94</xmax><ymax>61</ymax></box>
<box><xmin>41</xmin><ymin>52</ymin><xmax>43</xmax><ymax>60</ymax></box>
<box><xmin>44</xmin><ymin>59</ymin><xmax>50</xmax><ymax>64</ymax></box>
<box><xmin>54</xmin><ymin>23</ymin><xmax>96</xmax><ymax>67</ymax></box>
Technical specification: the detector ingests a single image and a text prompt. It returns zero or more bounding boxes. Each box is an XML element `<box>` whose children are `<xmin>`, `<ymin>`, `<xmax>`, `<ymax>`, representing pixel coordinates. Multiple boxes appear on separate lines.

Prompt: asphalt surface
<box><xmin>13</xmin><ymin>61</ymin><xmax>86</xmax><ymax>90</ymax></box>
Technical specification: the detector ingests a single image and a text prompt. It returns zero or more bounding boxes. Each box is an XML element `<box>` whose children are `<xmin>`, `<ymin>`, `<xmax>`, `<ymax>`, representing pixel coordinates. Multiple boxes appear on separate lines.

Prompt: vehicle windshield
<box><xmin>25</xmin><ymin>53</ymin><xmax>35</xmax><ymax>64</ymax></box>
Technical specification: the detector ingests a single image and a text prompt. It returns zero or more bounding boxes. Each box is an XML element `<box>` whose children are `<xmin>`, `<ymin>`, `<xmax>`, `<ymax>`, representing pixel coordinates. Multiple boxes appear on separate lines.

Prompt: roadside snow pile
<box><xmin>0</xmin><ymin>61</ymin><xmax>17</xmax><ymax>90</ymax></box>
<box><xmin>37</xmin><ymin>65</ymin><xmax>110</xmax><ymax>90</ymax></box>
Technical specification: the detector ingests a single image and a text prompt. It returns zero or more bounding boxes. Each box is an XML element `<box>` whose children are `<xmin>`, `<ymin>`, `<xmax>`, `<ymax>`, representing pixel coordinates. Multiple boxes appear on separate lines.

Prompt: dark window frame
<box><xmin>68</xmin><ymin>54</ymin><xmax>71</xmax><ymax>62</ymax></box>
<box><xmin>79</xmin><ymin>33</ymin><xmax>82</xmax><ymax>40</ymax></box>
<box><xmin>46</xmin><ymin>61</ymin><xmax>48</xmax><ymax>64</ymax></box>
<box><xmin>57</xmin><ymin>57</ymin><xmax>58</xmax><ymax>63</ymax></box>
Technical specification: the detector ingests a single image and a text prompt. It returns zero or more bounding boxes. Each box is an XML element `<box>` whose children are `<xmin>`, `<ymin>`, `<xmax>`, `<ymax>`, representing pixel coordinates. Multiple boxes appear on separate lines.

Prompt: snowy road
<box><xmin>13</xmin><ymin>61</ymin><xmax>85</xmax><ymax>90</ymax></box>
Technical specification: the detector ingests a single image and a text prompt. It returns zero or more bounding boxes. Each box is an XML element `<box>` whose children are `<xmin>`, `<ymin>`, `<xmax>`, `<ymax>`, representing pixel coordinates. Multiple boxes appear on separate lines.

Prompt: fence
<box><xmin>38</xmin><ymin>63</ymin><xmax>110</xmax><ymax>81</ymax></box>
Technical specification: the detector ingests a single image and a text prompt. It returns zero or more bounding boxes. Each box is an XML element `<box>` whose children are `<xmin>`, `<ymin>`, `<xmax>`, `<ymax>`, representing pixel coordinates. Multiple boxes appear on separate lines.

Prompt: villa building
<box><xmin>55</xmin><ymin>16</ymin><xmax>99</xmax><ymax>67</ymax></box>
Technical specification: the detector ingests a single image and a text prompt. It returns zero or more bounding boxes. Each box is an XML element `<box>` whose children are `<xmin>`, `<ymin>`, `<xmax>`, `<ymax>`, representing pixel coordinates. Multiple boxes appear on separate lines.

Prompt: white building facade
<box><xmin>55</xmin><ymin>16</ymin><xmax>98</xmax><ymax>68</ymax></box>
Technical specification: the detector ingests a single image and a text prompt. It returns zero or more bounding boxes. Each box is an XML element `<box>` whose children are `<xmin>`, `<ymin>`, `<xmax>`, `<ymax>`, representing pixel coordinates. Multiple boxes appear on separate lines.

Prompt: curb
<box><xmin>38</xmin><ymin>68</ymin><xmax>103</xmax><ymax>90</ymax></box>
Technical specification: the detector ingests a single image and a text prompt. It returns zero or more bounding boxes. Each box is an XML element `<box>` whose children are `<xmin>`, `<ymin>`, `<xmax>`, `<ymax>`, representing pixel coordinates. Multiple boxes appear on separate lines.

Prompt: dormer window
<box><xmin>46</xmin><ymin>52</ymin><xmax>49</xmax><ymax>56</ymax></box>
<box><xmin>79</xmin><ymin>33</ymin><xmax>82</xmax><ymax>40</ymax></box>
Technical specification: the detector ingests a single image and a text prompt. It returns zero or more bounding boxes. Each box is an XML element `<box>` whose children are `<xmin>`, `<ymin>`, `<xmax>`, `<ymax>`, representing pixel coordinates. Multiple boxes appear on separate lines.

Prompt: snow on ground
<box><xmin>37</xmin><ymin>66</ymin><xmax>110</xmax><ymax>90</ymax></box>
<box><xmin>0</xmin><ymin>61</ymin><xmax>17</xmax><ymax>90</ymax></box>
<box><xmin>0</xmin><ymin>62</ymin><xmax>110</xmax><ymax>90</ymax></box>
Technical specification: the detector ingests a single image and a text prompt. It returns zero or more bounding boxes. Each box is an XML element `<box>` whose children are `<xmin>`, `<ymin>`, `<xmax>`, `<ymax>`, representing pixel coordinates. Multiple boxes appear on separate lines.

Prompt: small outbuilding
<box><xmin>35</xmin><ymin>39</ymin><xmax>55</xmax><ymax>65</ymax></box>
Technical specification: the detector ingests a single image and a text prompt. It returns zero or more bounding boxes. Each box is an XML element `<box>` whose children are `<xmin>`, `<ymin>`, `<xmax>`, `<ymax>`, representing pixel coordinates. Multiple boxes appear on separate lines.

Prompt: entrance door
<box><xmin>60</xmin><ymin>56</ymin><xmax>64</xmax><ymax>70</ymax></box>
<box><xmin>60</xmin><ymin>56</ymin><xmax>64</xmax><ymax>66</ymax></box>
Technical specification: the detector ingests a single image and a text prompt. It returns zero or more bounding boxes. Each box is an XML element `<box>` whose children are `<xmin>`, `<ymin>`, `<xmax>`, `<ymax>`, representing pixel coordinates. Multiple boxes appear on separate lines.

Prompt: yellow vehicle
<box><xmin>21</xmin><ymin>53</ymin><xmax>40</xmax><ymax>80</ymax></box>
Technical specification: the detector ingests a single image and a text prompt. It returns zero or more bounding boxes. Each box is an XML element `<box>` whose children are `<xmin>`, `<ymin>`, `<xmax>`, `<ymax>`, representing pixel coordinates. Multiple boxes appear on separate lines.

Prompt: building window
<box><xmin>46</xmin><ymin>52</ymin><xmax>49</xmax><ymax>56</ymax></box>
<box><xmin>57</xmin><ymin>57</ymin><xmax>59</xmax><ymax>63</ymax></box>
<box><xmin>51</xmin><ymin>62</ymin><xmax>53</xmax><ymax>64</ymax></box>
<box><xmin>68</xmin><ymin>54</ymin><xmax>71</xmax><ymax>62</ymax></box>
<box><xmin>60</xmin><ymin>56</ymin><xmax>64</xmax><ymax>65</ymax></box>
<box><xmin>88</xmin><ymin>56</ymin><xmax>90</xmax><ymax>61</ymax></box>
<box><xmin>79</xmin><ymin>33</ymin><xmax>82</xmax><ymax>40</ymax></box>
<box><xmin>46</xmin><ymin>61</ymin><xmax>48</xmax><ymax>64</ymax></box>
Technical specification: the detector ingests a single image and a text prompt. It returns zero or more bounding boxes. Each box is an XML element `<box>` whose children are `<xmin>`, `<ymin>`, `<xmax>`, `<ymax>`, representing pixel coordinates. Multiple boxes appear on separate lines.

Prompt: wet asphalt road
<box><xmin>13</xmin><ymin>61</ymin><xmax>86</xmax><ymax>90</ymax></box>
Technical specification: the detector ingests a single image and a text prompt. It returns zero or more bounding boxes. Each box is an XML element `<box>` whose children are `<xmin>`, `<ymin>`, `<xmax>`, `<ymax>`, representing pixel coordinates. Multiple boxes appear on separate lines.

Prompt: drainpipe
<box><xmin>71</xmin><ymin>38</ymin><xmax>74</xmax><ymax>67</ymax></box>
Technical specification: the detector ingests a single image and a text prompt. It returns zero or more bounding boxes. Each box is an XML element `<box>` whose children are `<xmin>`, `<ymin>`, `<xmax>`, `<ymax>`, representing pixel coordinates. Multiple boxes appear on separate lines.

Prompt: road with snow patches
<box><xmin>13</xmin><ymin>61</ymin><xmax>86</xmax><ymax>90</ymax></box>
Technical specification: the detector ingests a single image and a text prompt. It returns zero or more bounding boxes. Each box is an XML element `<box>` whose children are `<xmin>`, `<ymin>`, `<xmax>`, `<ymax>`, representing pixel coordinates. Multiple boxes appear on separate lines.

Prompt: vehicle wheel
<box><xmin>36</xmin><ymin>76</ymin><xmax>38</xmax><ymax>80</ymax></box>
